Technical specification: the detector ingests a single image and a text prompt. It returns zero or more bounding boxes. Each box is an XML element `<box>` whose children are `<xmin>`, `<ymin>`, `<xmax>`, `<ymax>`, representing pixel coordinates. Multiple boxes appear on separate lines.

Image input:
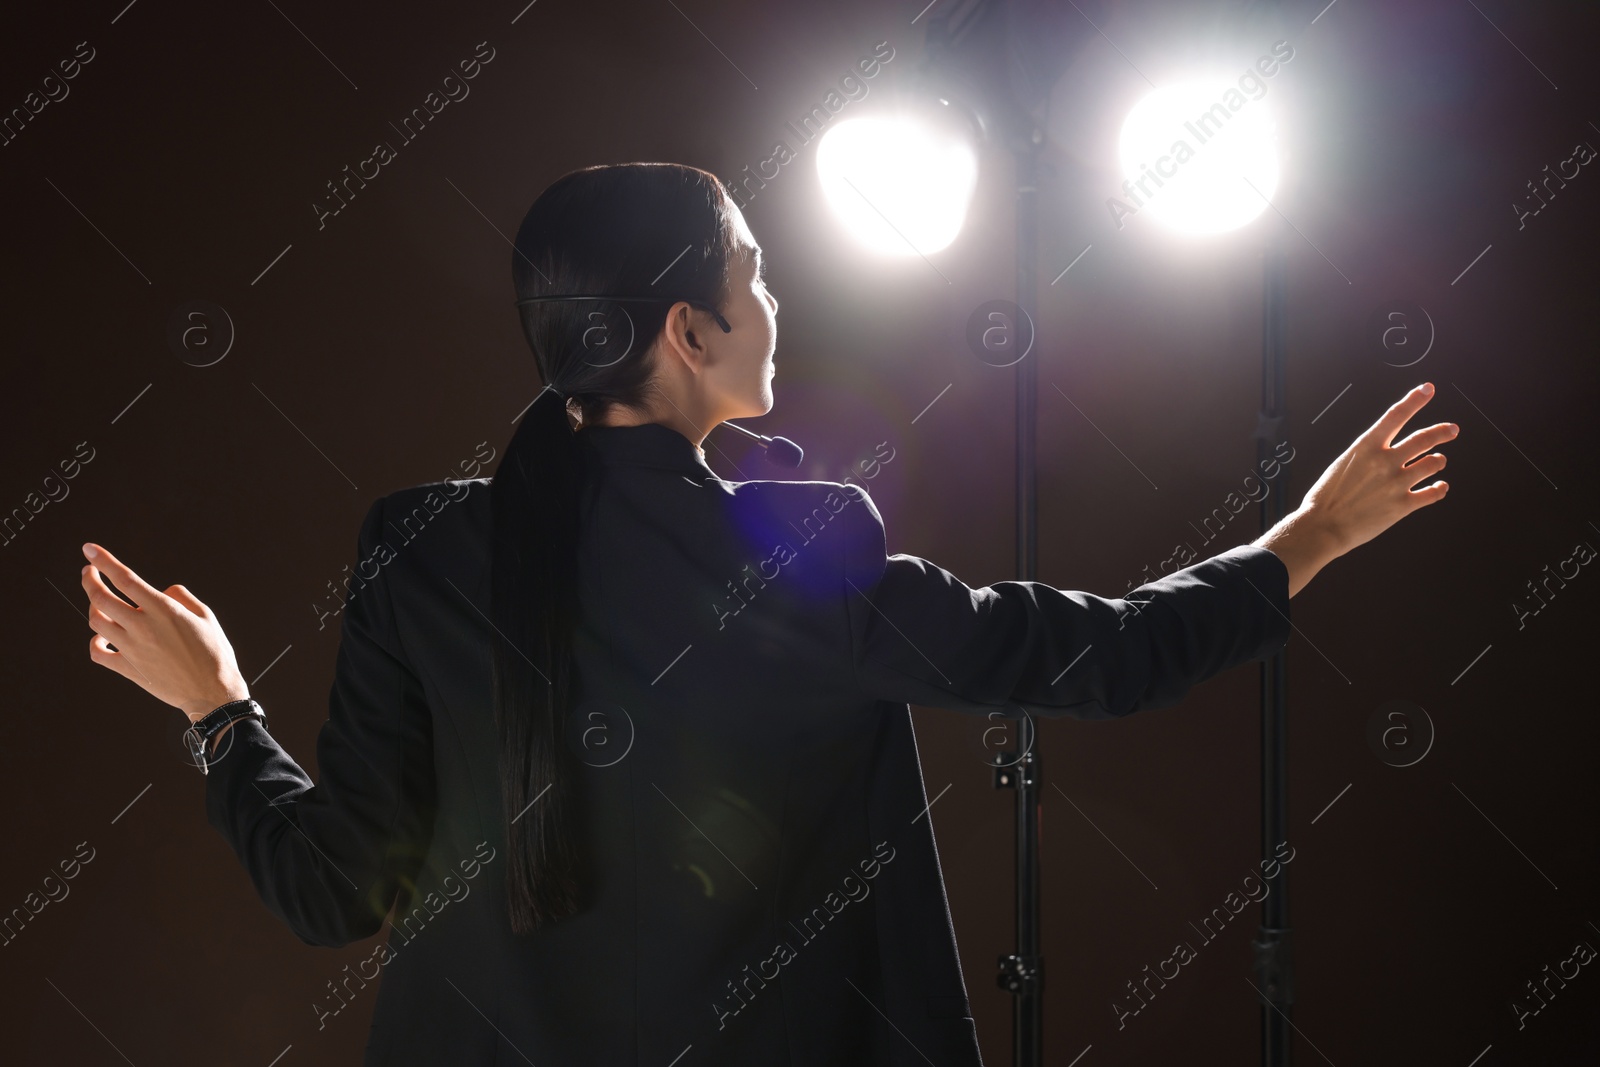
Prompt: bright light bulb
<box><xmin>816</xmin><ymin>116</ymin><xmax>977</xmax><ymax>256</ymax></box>
<box><xmin>1117</xmin><ymin>78</ymin><xmax>1279</xmax><ymax>235</ymax></box>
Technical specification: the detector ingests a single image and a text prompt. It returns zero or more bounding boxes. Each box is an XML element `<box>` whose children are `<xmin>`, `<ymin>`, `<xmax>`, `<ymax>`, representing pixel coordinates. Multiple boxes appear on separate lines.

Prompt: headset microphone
<box><xmin>722</xmin><ymin>421</ymin><xmax>804</xmax><ymax>468</ymax></box>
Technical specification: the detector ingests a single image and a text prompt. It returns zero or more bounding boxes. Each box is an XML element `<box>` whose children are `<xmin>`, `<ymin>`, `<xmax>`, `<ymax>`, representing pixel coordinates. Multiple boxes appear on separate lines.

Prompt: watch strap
<box><xmin>183</xmin><ymin>698</ymin><xmax>266</xmax><ymax>774</ymax></box>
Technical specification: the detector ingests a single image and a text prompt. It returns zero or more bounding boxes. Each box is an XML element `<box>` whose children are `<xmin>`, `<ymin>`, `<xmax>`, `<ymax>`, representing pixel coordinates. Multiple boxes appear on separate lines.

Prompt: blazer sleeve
<box><xmin>840</xmin><ymin>484</ymin><xmax>1291</xmax><ymax>720</ymax></box>
<box><xmin>204</xmin><ymin>494</ymin><xmax>436</xmax><ymax>948</ymax></box>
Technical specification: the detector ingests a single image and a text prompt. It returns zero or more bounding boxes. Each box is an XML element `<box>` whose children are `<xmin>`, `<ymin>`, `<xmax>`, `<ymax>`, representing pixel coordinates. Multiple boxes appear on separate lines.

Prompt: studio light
<box><xmin>1117</xmin><ymin>76</ymin><xmax>1279</xmax><ymax>235</ymax></box>
<box><xmin>815</xmin><ymin>114</ymin><xmax>979</xmax><ymax>256</ymax></box>
<box><xmin>1116</xmin><ymin>63</ymin><xmax>1299</xmax><ymax>1067</ymax></box>
<box><xmin>812</xmin><ymin>6</ymin><xmax>1303</xmax><ymax>1064</ymax></box>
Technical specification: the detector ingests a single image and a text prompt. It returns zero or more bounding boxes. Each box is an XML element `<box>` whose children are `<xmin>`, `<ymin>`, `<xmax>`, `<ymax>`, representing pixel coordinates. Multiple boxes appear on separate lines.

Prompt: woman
<box><xmin>78</xmin><ymin>162</ymin><xmax>1455</xmax><ymax>1065</ymax></box>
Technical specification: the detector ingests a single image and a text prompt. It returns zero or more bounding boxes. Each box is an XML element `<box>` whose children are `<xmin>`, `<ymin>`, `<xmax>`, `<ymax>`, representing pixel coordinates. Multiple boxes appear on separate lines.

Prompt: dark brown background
<box><xmin>1</xmin><ymin>0</ymin><xmax>1596</xmax><ymax>1063</ymax></box>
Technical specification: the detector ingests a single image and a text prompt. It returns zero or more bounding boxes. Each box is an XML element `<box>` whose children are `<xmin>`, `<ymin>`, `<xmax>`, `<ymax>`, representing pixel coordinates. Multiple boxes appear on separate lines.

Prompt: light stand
<box><xmin>1252</xmin><ymin>226</ymin><xmax>1294</xmax><ymax>1065</ymax></box>
<box><xmin>992</xmin><ymin>132</ymin><xmax>1044</xmax><ymax>1067</ymax></box>
<box><xmin>906</xmin><ymin>7</ymin><xmax>1053</xmax><ymax>1063</ymax></box>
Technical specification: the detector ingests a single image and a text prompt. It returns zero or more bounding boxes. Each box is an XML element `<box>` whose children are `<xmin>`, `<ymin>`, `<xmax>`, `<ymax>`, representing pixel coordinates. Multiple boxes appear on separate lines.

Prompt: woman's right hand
<box><xmin>1256</xmin><ymin>382</ymin><xmax>1458</xmax><ymax>596</ymax></box>
<box><xmin>1301</xmin><ymin>381</ymin><xmax>1457</xmax><ymax>554</ymax></box>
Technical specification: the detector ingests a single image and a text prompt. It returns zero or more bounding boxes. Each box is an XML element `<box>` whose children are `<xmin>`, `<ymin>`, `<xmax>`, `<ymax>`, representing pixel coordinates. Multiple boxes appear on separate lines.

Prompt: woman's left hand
<box><xmin>79</xmin><ymin>543</ymin><xmax>250</xmax><ymax>722</ymax></box>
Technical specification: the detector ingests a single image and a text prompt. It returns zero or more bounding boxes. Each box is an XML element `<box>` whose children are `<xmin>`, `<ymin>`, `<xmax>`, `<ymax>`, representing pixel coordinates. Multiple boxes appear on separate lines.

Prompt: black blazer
<box><xmin>205</xmin><ymin>421</ymin><xmax>1291</xmax><ymax>1066</ymax></box>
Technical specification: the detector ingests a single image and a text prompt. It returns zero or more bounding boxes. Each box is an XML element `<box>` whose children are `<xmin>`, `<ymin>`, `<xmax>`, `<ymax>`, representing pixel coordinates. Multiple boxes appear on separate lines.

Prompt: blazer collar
<box><xmin>577</xmin><ymin>422</ymin><xmax>718</xmax><ymax>479</ymax></box>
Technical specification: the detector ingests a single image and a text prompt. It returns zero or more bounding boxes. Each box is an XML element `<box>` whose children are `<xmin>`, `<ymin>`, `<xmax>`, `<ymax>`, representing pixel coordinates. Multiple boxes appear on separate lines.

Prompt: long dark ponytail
<box><xmin>492</xmin><ymin>163</ymin><xmax>741</xmax><ymax>933</ymax></box>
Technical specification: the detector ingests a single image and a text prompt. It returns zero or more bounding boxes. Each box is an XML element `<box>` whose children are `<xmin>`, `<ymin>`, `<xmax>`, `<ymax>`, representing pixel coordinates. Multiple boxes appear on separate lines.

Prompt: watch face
<box><xmin>169</xmin><ymin>715</ymin><xmax>217</xmax><ymax>769</ymax></box>
<box><xmin>181</xmin><ymin>727</ymin><xmax>208</xmax><ymax>771</ymax></box>
<box><xmin>177</xmin><ymin>705</ymin><xmax>256</xmax><ymax>773</ymax></box>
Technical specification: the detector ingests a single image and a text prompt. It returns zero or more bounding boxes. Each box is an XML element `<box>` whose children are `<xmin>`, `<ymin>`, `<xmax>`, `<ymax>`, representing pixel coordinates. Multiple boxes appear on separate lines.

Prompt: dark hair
<box><xmin>492</xmin><ymin>162</ymin><xmax>742</xmax><ymax>934</ymax></box>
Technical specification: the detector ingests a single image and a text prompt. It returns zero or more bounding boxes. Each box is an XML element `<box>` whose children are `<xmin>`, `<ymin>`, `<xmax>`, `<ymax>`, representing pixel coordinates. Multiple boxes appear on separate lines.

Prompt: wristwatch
<box><xmin>183</xmin><ymin>698</ymin><xmax>266</xmax><ymax>775</ymax></box>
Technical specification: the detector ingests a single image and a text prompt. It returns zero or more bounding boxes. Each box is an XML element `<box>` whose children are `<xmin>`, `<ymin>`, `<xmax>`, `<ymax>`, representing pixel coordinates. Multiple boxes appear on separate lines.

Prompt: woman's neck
<box><xmin>586</xmin><ymin>401</ymin><xmax>713</xmax><ymax>455</ymax></box>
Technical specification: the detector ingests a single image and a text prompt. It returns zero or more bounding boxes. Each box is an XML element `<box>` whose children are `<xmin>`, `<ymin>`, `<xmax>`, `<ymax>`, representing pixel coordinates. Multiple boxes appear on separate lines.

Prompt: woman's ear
<box><xmin>660</xmin><ymin>301</ymin><xmax>710</xmax><ymax>375</ymax></box>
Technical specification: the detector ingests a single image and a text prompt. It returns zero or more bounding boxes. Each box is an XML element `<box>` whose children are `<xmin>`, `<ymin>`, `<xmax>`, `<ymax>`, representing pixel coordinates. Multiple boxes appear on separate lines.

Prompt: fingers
<box><xmin>1366</xmin><ymin>382</ymin><xmax>1436</xmax><ymax>448</ymax></box>
<box><xmin>1401</xmin><ymin>452</ymin><xmax>1448</xmax><ymax>488</ymax></box>
<box><xmin>81</xmin><ymin>564</ymin><xmax>139</xmax><ymax>628</ymax></box>
<box><xmin>85</xmin><ymin>620</ymin><xmax>162</xmax><ymax>695</ymax></box>
<box><xmin>80</xmin><ymin>544</ymin><xmax>163</xmax><ymax>609</ymax></box>
<box><xmin>87</xmin><ymin>632</ymin><xmax>138</xmax><ymax>684</ymax></box>
<box><xmin>1407</xmin><ymin>479</ymin><xmax>1449</xmax><ymax>508</ymax></box>
<box><xmin>87</xmin><ymin>603</ymin><xmax>126</xmax><ymax>639</ymax></box>
<box><xmin>1392</xmin><ymin>421</ymin><xmax>1459</xmax><ymax>464</ymax></box>
<box><xmin>165</xmin><ymin>584</ymin><xmax>213</xmax><ymax>620</ymax></box>
<box><xmin>82</xmin><ymin>547</ymin><xmax>164</xmax><ymax>614</ymax></box>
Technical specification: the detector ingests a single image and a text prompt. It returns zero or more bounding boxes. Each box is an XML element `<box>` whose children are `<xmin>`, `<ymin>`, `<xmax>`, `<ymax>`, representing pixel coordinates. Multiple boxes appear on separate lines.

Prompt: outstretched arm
<box><xmin>843</xmin><ymin>492</ymin><xmax>1294</xmax><ymax>721</ymax></box>
<box><xmin>844</xmin><ymin>383</ymin><xmax>1458</xmax><ymax>720</ymax></box>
